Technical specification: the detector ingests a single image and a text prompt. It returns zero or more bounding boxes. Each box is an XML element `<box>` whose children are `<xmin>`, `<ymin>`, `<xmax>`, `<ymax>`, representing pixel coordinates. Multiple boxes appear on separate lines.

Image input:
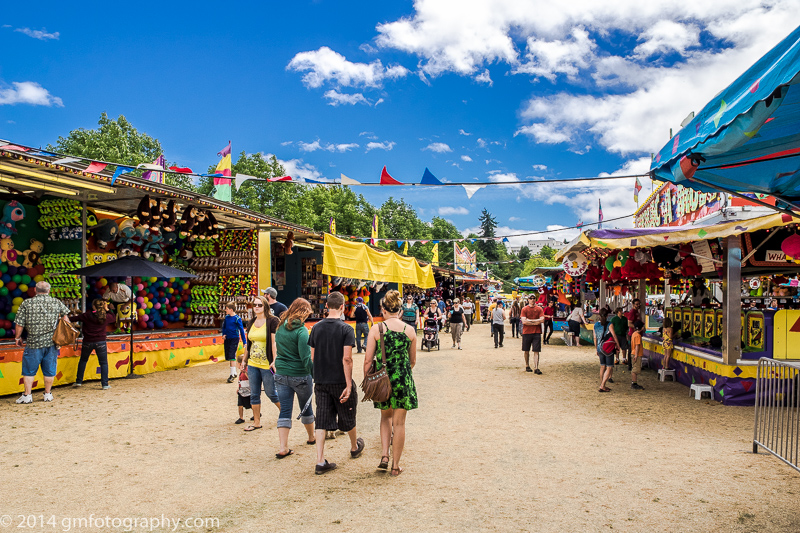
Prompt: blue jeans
<box><xmin>274</xmin><ymin>374</ymin><xmax>314</xmax><ymax>428</ymax></box>
<box><xmin>76</xmin><ymin>341</ymin><xmax>109</xmax><ymax>387</ymax></box>
<box><xmin>355</xmin><ymin>322</ymin><xmax>369</xmax><ymax>352</ymax></box>
<box><xmin>248</xmin><ymin>366</ymin><xmax>279</xmax><ymax>405</ymax></box>
<box><xmin>22</xmin><ymin>345</ymin><xmax>59</xmax><ymax>377</ymax></box>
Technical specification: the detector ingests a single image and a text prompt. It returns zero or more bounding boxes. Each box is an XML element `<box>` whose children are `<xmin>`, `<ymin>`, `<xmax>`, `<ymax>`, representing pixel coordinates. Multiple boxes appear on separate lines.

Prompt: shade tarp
<box><xmin>572</xmin><ymin>213</ymin><xmax>792</xmax><ymax>252</ymax></box>
<box><xmin>651</xmin><ymin>25</ymin><xmax>800</xmax><ymax>199</ymax></box>
<box><xmin>323</xmin><ymin>233</ymin><xmax>435</xmax><ymax>288</ymax></box>
<box><xmin>66</xmin><ymin>256</ymin><xmax>196</xmax><ymax>278</ymax></box>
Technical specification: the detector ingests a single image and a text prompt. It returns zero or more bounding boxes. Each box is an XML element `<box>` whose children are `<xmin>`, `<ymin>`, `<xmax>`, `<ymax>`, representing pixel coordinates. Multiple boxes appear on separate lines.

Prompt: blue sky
<box><xmin>1</xmin><ymin>1</ymin><xmax>798</xmax><ymax>247</ymax></box>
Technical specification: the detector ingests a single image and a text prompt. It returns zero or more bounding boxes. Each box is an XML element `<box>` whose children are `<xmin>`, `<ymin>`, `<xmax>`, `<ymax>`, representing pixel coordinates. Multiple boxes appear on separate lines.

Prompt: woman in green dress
<box><xmin>363</xmin><ymin>290</ymin><xmax>418</xmax><ymax>476</ymax></box>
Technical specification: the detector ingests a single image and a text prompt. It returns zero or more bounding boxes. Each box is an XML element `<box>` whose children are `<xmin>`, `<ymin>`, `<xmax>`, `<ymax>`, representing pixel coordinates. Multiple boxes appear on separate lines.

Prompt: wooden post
<box><xmin>722</xmin><ymin>235</ymin><xmax>742</xmax><ymax>365</ymax></box>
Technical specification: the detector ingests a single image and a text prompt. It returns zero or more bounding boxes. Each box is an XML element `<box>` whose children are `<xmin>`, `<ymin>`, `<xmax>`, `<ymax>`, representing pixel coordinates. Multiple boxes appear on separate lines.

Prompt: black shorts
<box><xmin>223</xmin><ymin>338</ymin><xmax>239</xmax><ymax>361</ymax></box>
<box><xmin>237</xmin><ymin>393</ymin><xmax>251</xmax><ymax>408</ymax></box>
<box><xmin>314</xmin><ymin>383</ymin><xmax>358</xmax><ymax>432</ymax></box>
<box><xmin>522</xmin><ymin>333</ymin><xmax>542</xmax><ymax>352</ymax></box>
<box><xmin>567</xmin><ymin>320</ymin><xmax>581</xmax><ymax>335</ymax></box>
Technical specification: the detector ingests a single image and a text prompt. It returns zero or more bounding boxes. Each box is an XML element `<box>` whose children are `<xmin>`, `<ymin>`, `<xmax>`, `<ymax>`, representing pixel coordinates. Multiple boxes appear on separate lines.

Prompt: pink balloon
<box><xmin>154</xmin><ymin>303</ymin><xmax>161</xmax><ymax>309</ymax></box>
<box><xmin>136</xmin><ymin>297</ymin><xmax>144</xmax><ymax>305</ymax></box>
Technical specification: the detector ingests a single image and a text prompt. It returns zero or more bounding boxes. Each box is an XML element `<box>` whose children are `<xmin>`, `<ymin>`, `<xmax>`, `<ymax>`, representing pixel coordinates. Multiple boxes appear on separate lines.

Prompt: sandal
<box><xmin>378</xmin><ymin>456</ymin><xmax>390</xmax><ymax>470</ymax></box>
<box><xmin>275</xmin><ymin>450</ymin><xmax>294</xmax><ymax>458</ymax></box>
<box><xmin>390</xmin><ymin>466</ymin><xmax>404</xmax><ymax>476</ymax></box>
<box><xmin>243</xmin><ymin>425</ymin><xmax>262</xmax><ymax>431</ymax></box>
<box><xmin>306</xmin><ymin>439</ymin><xmax>316</xmax><ymax>445</ymax></box>
<box><xmin>599</xmin><ymin>387</ymin><xmax>611</xmax><ymax>392</ymax></box>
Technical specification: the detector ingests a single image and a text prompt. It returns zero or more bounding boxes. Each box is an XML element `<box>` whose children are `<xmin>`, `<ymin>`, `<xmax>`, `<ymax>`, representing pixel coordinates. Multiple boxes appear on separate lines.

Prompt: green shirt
<box><xmin>610</xmin><ymin>315</ymin><xmax>628</xmax><ymax>337</ymax></box>
<box><xmin>274</xmin><ymin>320</ymin><xmax>313</xmax><ymax>377</ymax></box>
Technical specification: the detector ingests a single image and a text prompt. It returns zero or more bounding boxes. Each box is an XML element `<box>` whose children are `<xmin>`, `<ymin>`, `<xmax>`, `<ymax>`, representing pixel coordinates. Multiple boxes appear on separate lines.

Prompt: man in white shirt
<box><xmin>103</xmin><ymin>280</ymin><xmax>132</xmax><ymax>304</ymax></box>
<box><xmin>461</xmin><ymin>299</ymin><xmax>474</xmax><ymax>331</ymax></box>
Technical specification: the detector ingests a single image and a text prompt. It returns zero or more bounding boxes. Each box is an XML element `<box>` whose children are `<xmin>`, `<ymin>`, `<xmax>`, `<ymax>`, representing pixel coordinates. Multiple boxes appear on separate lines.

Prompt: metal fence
<box><xmin>753</xmin><ymin>358</ymin><xmax>800</xmax><ymax>473</ymax></box>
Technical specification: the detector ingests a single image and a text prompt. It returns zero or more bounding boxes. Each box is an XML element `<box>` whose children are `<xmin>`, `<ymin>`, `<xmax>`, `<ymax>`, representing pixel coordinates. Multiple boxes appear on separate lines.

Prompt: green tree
<box><xmin>477</xmin><ymin>208</ymin><xmax>500</xmax><ymax>262</ymax></box>
<box><xmin>49</xmin><ymin>112</ymin><xmax>196</xmax><ymax>192</ymax></box>
<box><xmin>518</xmin><ymin>246</ymin><xmax>531</xmax><ymax>261</ymax></box>
<box><xmin>539</xmin><ymin>245</ymin><xmax>556</xmax><ymax>260</ymax></box>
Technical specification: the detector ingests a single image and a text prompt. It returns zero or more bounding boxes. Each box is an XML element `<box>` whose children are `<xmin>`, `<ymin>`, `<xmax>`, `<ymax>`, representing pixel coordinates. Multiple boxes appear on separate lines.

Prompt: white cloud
<box><xmin>532</xmin><ymin>164</ymin><xmax>547</xmax><ymax>170</ymax></box>
<box><xmin>424</xmin><ymin>142</ymin><xmax>452</xmax><ymax>153</ymax></box>
<box><xmin>268</xmin><ymin>155</ymin><xmax>326</xmax><ymax>182</ymax></box>
<box><xmin>634</xmin><ymin>20</ymin><xmax>700</xmax><ymax>58</ymax></box>
<box><xmin>366</xmin><ymin>141</ymin><xmax>396</xmax><ymax>151</ymax></box>
<box><xmin>509</xmin><ymin>216</ymin><xmax>522</xmax><ymax>222</ymax></box>
<box><xmin>477</xmin><ymin>138</ymin><xmax>486</xmax><ymax>148</ymax></box>
<box><xmin>280</xmin><ymin>141</ymin><xmax>293</xmax><ymax>146</ymax></box>
<box><xmin>323</xmin><ymin>90</ymin><xmax>370</xmax><ymax>106</ymax></box>
<box><xmin>474</xmin><ymin>69</ymin><xmax>493</xmax><ymax>85</ymax></box>
<box><xmin>287</xmin><ymin>46</ymin><xmax>409</xmax><ymax>88</ymax></box>
<box><xmin>297</xmin><ymin>140</ymin><xmax>330</xmax><ymax>153</ymax></box>
<box><xmin>295</xmin><ymin>139</ymin><xmax>360</xmax><ymax>152</ymax></box>
<box><xmin>514</xmin><ymin>27</ymin><xmax>595</xmax><ymax>81</ymax></box>
<box><xmin>359</xmin><ymin>131</ymin><xmax>378</xmax><ymax>140</ymax></box>
<box><xmin>335</xmin><ymin>143</ymin><xmax>359</xmax><ymax>152</ymax></box>
<box><xmin>14</xmin><ymin>27</ymin><xmax>59</xmax><ymax>40</ymax></box>
<box><xmin>439</xmin><ymin>206</ymin><xmax>469</xmax><ymax>216</ymax></box>
<box><xmin>459</xmin><ymin>129</ymin><xmax>472</xmax><ymax>136</ymax></box>
<box><xmin>0</xmin><ymin>81</ymin><xmax>63</xmax><ymax>106</ymax></box>
<box><xmin>461</xmin><ymin>155</ymin><xmax>473</xmax><ymax>162</ymax></box>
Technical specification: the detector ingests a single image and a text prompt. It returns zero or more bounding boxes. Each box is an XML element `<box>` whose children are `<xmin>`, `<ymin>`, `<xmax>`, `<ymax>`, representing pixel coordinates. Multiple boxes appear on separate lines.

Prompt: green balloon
<box><xmin>7</xmin><ymin>312</ymin><xmax>15</xmax><ymax>321</ymax></box>
<box><xmin>0</xmin><ymin>287</ymin><xmax>8</xmax><ymax>296</ymax></box>
<box><xmin>11</xmin><ymin>275</ymin><xmax>21</xmax><ymax>283</ymax></box>
<box><xmin>0</xmin><ymin>264</ymin><xmax>7</xmax><ymax>273</ymax></box>
<box><xmin>21</xmin><ymin>275</ymin><xmax>31</xmax><ymax>285</ymax></box>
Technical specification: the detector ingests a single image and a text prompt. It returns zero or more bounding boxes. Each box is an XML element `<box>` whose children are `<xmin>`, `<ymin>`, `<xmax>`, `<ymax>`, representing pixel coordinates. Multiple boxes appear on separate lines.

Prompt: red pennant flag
<box><xmin>268</xmin><ymin>176</ymin><xmax>293</xmax><ymax>182</ymax></box>
<box><xmin>84</xmin><ymin>162</ymin><xmax>108</xmax><ymax>174</ymax></box>
<box><xmin>169</xmin><ymin>166</ymin><xmax>193</xmax><ymax>174</ymax></box>
<box><xmin>0</xmin><ymin>144</ymin><xmax>30</xmax><ymax>152</ymax></box>
<box><xmin>380</xmin><ymin>166</ymin><xmax>403</xmax><ymax>185</ymax></box>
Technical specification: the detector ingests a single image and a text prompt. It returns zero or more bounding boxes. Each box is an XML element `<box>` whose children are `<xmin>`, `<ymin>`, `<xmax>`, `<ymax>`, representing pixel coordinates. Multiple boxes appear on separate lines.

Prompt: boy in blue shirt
<box><xmin>221</xmin><ymin>302</ymin><xmax>247</xmax><ymax>383</ymax></box>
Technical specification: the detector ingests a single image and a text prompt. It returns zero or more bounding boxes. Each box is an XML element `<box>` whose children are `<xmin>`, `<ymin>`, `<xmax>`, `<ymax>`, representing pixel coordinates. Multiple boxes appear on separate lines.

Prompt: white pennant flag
<box><xmin>462</xmin><ymin>184</ymin><xmax>486</xmax><ymax>199</ymax></box>
<box><xmin>340</xmin><ymin>173</ymin><xmax>361</xmax><ymax>185</ymax></box>
<box><xmin>53</xmin><ymin>157</ymin><xmax>81</xmax><ymax>165</ymax></box>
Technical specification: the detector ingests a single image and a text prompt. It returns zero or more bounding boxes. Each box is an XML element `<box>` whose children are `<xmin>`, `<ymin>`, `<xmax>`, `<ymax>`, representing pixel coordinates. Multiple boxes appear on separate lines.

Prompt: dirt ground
<box><xmin>2</xmin><ymin>323</ymin><xmax>799</xmax><ymax>533</ymax></box>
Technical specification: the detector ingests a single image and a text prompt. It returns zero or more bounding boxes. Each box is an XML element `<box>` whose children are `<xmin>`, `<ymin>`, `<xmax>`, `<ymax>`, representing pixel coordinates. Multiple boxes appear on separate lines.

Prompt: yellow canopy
<box><xmin>322</xmin><ymin>233</ymin><xmax>436</xmax><ymax>288</ymax></box>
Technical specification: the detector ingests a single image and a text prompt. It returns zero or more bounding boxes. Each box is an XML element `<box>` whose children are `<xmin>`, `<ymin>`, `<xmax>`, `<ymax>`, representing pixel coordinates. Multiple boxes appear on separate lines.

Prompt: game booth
<box><xmin>557</xmin><ymin>211</ymin><xmax>800</xmax><ymax>405</ymax></box>
<box><xmin>0</xmin><ymin>145</ymin><xmax>319</xmax><ymax>395</ymax></box>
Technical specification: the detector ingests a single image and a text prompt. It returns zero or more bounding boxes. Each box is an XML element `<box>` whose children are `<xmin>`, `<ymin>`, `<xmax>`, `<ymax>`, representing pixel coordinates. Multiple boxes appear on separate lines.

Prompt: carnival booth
<box><xmin>557</xmin><ymin>212</ymin><xmax>800</xmax><ymax>405</ymax></box>
<box><xmin>0</xmin><ymin>145</ymin><xmax>317</xmax><ymax>394</ymax></box>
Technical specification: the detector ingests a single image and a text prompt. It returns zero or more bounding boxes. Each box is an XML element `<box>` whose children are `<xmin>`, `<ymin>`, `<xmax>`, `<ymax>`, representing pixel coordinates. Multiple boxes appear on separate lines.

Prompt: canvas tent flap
<box><xmin>323</xmin><ymin>233</ymin><xmax>435</xmax><ymax>288</ymax></box>
<box><xmin>650</xmin><ymin>25</ymin><xmax>800</xmax><ymax>199</ymax></box>
<box><xmin>580</xmin><ymin>213</ymin><xmax>790</xmax><ymax>251</ymax></box>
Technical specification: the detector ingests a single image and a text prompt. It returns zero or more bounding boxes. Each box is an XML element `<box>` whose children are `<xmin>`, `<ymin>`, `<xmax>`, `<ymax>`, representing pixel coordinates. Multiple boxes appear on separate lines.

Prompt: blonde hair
<box><xmin>381</xmin><ymin>290</ymin><xmax>402</xmax><ymax>313</ymax></box>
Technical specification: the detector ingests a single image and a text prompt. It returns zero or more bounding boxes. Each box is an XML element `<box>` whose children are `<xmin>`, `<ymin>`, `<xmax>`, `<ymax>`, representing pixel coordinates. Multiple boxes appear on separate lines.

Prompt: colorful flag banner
<box><xmin>53</xmin><ymin>157</ymin><xmax>80</xmax><ymax>165</ymax></box>
<box><xmin>431</xmin><ymin>243</ymin><xmax>439</xmax><ymax>265</ymax></box>
<box><xmin>329</xmin><ymin>217</ymin><xmax>336</xmax><ymax>234</ymax></box>
<box><xmin>598</xmin><ymin>199</ymin><xmax>604</xmax><ymax>229</ymax></box>
<box><xmin>380</xmin><ymin>166</ymin><xmax>403</xmax><ymax>185</ymax></box>
<box><xmin>0</xmin><ymin>144</ymin><xmax>30</xmax><ymax>152</ymax></box>
<box><xmin>420</xmin><ymin>168</ymin><xmax>442</xmax><ymax>185</ymax></box>
<box><xmin>340</xmin><ymin>173</ymin><xmax>361</xmax><ymax>185</ymax></box>
<box><xmin>267</xmin><ymin>176</ymin><xmax>292</xmax><ymax>182</ymax></box>
<box><xmin>111</xmin><ymin>166</ymin><xmax>134</xmax><ymax>185</ymax></box>
<box><xmin>403</xmin><ymin>241</ymin><xmax>408</xmax><ymax>255</ymax></box>
<box><xmin>83</xmin><ymin>161</ymin><xmax>108</xmax><ymax>174</ymax></box>
<box><xmin>634</xmin><ymin>177</ymin><xmax>642</xmax><ymax>203</ymax></box>
<box><xmin>141</xmin><ymin>155</ymin><xmax>166</xmax><ymax>184</ymax></box>
<box><xmin>213</xmin><ymin>143</ymin><xmax>232</xmax><ymax>202</ymax></box>
<box><xmin>169</xmin><ymin>166</ymin><xmax>193</xmax><ymax>174</ymax></box>
<box><xmin>462</xmin><ymin>184</ymin><xmax>485</xmax><ymax>199</ymax></box>
<box><xmin>370</xmin><ymin>215</ymin><xmax>378</xmax><ymax>245</ymax></box>
<box><xmin>454</xmin><ymin>243</ymin><xmax>477</xmax><ymax>273</ymax></box>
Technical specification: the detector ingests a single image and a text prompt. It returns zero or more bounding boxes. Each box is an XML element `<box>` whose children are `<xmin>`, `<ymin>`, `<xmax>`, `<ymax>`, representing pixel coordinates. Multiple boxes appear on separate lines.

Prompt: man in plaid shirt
<box><xmin>14</xmin><ymin>281</ymin><xmax>70</xmax><ymax>404</ymax></box>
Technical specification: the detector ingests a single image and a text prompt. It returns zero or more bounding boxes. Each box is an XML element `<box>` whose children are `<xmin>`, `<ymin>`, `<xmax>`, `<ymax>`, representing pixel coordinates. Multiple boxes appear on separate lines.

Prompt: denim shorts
<box><xmin>22</xmin><ymin>345</ymin><xmax>59</xmax><ymax>377</ymax></box>
<box><xmin>597</xmin><ymin>350</ymin><xmax>615</xmax><ymax>366</ymax></box>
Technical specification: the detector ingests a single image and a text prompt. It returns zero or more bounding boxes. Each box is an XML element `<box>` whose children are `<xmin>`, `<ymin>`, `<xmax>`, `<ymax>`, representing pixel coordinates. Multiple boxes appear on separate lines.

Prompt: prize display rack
<box><xmin>41</xmin><ymin>253</ymin><xmax>82</xmax><ymax>315</ymax></box>
<box><xmin>302</xmin><ymin>257</ymin><xmax>327</xmax><ymax>319</ymax></box>
<box><xmin>187</xmin><ymin>240</ymin><xmax>219</xmax><ymax>327</ymax></box>
<box><xmin>218</xmin><ymin>230</ymin><xmax>258</xmax><ymax>322</ymax></box>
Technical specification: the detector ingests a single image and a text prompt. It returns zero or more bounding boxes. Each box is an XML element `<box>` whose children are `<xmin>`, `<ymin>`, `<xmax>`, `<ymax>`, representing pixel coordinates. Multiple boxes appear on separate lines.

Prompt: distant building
<box><xmin>527</xmin><ymin>238</ymin><xmax>560</xmax><ymax>255</ymax></box>
<box><xmin>508</xmin><ymin>246</ymin><xmax>522</xmax><ymax>254</ymax></box>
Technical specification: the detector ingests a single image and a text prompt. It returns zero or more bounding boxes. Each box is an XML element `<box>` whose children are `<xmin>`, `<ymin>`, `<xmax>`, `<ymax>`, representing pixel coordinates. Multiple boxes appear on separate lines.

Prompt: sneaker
<box><xmin>631</xmin><ymin>383</ymin><xmax>645</xmax><ymax>390</ymax></box>
<box><xmin>16</xmin><ymin>394</ymin><xmax>32</xmax><ymax>404</ymax></box>
<box><xmin>72</xmin><ymin>383</ymin><xmax>82</xmax><ymax>388</ymax></box>
<box><xmin>350</xmin><ymin>437</ymin><xmax>365</xmax><ymax>458</ymax></box>
<box><xmin>608</xmin><ymin>378</ymin><xmax>614</xmax><ymax>383</ymax></box>
<box><xmin>315</xmin><ymin>460</ymin><xmax>337</xmax><ymax>475</ymax></box>
<box><xmin>43</xmin><ymin>392</ymin><xmax>53</xmax><ymax>402</ymax></box>
<box><xmin>227</xmin><ymin>376</ymin><xmax>235</xmax><ymax>383</ymax></box>
<box><xmin>525</xmin><ymin>367</ymin><xmax>533</xmax><ymax>372</ymax></box>
<box><xmin>102</xmin><ymin>385</ymin><xmax>111</xmax><ymax>390</ymax></box>
<box><xmin>534</xmin><ymin>369</ymin><xmax>543</xmax><ymax>375</ymax></box>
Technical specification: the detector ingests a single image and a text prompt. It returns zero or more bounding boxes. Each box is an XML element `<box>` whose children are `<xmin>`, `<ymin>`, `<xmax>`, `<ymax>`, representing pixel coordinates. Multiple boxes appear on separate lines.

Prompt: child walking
<box><xmin>630</xmin><ymin>320</ymin><xmax>645</xmax><ymax>390</ymax></box>
<box><xmin>221</xmin><ymin>302</ymin><xmax>247</xmax><ymax>383</ymax></box>
<box><xmin>661</xmin><ymin>318</ymin><xmax>674</xmax><ymax>370</ymax></box>
<box><xmin>235</xmin><ymin>363</ymin><xmax>252</xmax><ymax>424</ymax></box>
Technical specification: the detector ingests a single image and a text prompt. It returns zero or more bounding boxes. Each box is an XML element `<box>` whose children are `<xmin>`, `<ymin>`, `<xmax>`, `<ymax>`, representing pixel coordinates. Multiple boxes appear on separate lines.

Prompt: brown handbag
<box><xmin>360</xmin><ymin>323</ymin><xmax>392</xmax><ymax>403</ymax></box>
<box><xmin>52</xmin><ymin>317</ymin><xmax>80</xmax><ymax>347</ymax></box>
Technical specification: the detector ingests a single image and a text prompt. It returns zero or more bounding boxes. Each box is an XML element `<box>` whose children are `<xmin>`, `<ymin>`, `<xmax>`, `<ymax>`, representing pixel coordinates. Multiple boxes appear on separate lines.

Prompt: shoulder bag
<box><xmin>53</xmin><ymin>317</ymin><xmax>80</xmax><ymax>347</ymax></box>
<box><xmin>360</xmin><ymin>323</ymin><xmax>392</xmax><ymax>403</ymax></box>
<box><xmin>599</xmin><ymin>324</ymin><xmax>617</xmax><ymax>356</ymax></box>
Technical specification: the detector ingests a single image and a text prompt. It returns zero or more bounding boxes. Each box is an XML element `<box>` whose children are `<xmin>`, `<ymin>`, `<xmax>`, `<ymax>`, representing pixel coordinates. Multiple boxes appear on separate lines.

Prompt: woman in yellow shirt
<box><xmin>241</xmin><ymin>295</ymin><xmax>280</xmax><ymax>431</ymax></box>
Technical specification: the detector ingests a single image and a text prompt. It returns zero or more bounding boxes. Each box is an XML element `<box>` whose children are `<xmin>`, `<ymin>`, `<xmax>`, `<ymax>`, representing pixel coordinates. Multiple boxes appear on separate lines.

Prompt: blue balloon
<box><xmin>1</xmin><ymin>274</ymin><xmax>10</xmax><ymax>284</ymax></box>
<box><xmin>11</xmin><ymin>289</ymin><xmax>22</xmax><ymax>298</ymax></box>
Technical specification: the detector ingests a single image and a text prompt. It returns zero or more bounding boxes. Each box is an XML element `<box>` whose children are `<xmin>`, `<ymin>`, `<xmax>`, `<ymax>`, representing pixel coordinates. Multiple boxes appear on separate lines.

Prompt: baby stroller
<box><xmin>421</xmin><ymin>318</ymin><xmax>440</xmax><ymax>351</ymax></box>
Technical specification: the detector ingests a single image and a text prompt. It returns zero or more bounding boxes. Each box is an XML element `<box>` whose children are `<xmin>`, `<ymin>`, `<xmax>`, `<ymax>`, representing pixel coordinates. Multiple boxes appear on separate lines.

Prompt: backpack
<box><xmin>598</xmin><ymin>323</ymin><xmax>616</xmax><ymax>356</ymax></box>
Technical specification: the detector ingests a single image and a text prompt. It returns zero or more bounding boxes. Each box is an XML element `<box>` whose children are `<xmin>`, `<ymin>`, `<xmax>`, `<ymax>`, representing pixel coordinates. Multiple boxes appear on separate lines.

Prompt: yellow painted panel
<box><xmin>665</xmin><ymin>308</ymin><xmax>673</xmax><ymax>324</ymax></box>
<box><xmin>716</xmin><ymin>309</ymin><xmax>723</xmax><ymax>337</ymax></box>
<box><xmin>745</xmin><ymin>311</ymin><xmax>765</xmax><ymax>351</ymax></box>
<box><xmin>703</xmin><ymin>309</ymin><xmax>715</xmax><ymax>338</ymax></box>
<box><xmin>682</xmin><ymin>308</ymin><xmax>692</xmax><ymax>331</ymax></box>
<box><xmin>692</xmin><ymin>308</ymin><xmax>703</xmax><ymax>337</ymax></box>
<box><xmin>258</xmin><ymin>230</ymin><xmax>271</xmax><ymax>294</ymax></box>
<box><xmin>773</xmin><ymin>309</ymin><xmax>800</xmax><ymax>360</ymax></box>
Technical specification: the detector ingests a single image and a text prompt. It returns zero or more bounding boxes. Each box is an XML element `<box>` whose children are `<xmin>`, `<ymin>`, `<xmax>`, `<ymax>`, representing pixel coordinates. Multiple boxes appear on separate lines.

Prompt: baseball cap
<box><xmin>263</xmin><ymin>287</ymin><xmax>278</xmax><ymax>298</ymax></box>
<box><xmin>356</xmin><ymin>297</ymin><xmax>364</xmax><ymax>303</ymax></box>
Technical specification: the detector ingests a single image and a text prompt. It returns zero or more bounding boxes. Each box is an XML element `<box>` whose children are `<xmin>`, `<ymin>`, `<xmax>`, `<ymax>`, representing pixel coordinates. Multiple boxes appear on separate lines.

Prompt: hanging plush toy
<box><xmin>136</xmin><ymin>195</ymin><xmax>153</xmax><ymax>228</ymax></box>
<box><xmin>0</xmin><ymin>200</ymin><xmax>26</xmax><ymax>238</ymax></box>
<box><xmin>92</xmin><ymin>219</ymin><xmax>119</xmax><ymax>249</ymax></box>
<box><xmin>284</xmin><ymin>231</ymin><xmax>295</xmax><ymax>255</ymax></box>
<box><xmin>161</xmin><ymin>200</ymin><xmax>179</xmax><ymax>232</ymax></box>
<box><xmin>179</xmin><ymin>206</ymin><xmax>198</xmax><ymax>238</ymax></box>
<box><xmin>207</xmin><ymin>212</ymin><xmax>220</xmax><ymax>240</ymax></box>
